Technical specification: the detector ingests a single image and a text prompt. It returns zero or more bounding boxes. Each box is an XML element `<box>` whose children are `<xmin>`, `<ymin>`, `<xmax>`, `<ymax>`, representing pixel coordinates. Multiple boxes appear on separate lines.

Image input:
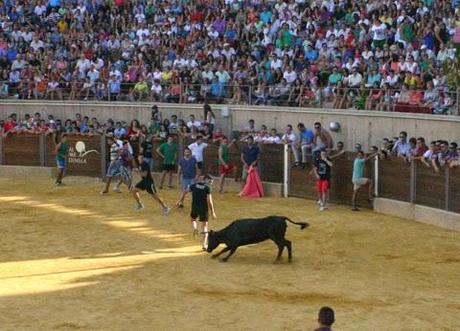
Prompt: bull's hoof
<box><xmin>288</xmin><ymin>258</ymin><xmax>293</xmax><ymax>263</ymax></box>
<box><xmin>220</xmin><ymin>258</ymin><xmax>228</xmax><ymax>263</ymax></box>
<box><xmin>273</xmin><ymin>259</ymin><xmax>282</xmax><ymax>264</ymax></box>
<box><xmin>211</xmin><ymin>254</ymin><xmax>218</xmax><ymax>259</ymax></box>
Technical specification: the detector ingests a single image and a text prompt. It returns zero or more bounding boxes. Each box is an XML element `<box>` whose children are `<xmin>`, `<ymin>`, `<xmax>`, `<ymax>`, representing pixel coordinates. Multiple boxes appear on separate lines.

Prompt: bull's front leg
<box><xmin>211</xmin><ymin>246</ymin><xmax>231</xmax><ymax>259</ymax></box>
<box><xmin>220</xmin><ymin>247</ymin><xmax>237</xmax><ymax>262</ymax></box>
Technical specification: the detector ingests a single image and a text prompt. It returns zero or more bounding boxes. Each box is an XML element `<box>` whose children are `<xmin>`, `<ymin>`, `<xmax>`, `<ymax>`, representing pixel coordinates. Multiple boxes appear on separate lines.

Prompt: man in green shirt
<box><xmin>218</xmin><ymin>137</ymin><xmax>237</xmax><ymax>193</ymax></box>
<box><xmin>54</xmin><ymin>133</ymin><xmax>69</xmax><ymax>187</ymax></box>
<box><xmin>156</xmin><ymin>135</ymin><xmax>178</xmax><ymax>189</ymax></box>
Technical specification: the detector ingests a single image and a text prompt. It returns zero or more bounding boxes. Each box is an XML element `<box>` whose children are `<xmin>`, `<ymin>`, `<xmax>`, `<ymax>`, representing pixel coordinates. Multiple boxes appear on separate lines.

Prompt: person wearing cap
<box><xmin>176</xmin><ymin>174</ymin><xmax>216</xmax><ymax>250</ymax></box>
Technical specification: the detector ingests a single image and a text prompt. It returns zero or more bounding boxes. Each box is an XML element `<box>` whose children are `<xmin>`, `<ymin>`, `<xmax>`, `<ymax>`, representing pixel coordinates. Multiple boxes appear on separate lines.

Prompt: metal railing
<box><xmin>0</xmin><ymin>81</ymin><xmax>458</xmax><ymax>115</ymax></box>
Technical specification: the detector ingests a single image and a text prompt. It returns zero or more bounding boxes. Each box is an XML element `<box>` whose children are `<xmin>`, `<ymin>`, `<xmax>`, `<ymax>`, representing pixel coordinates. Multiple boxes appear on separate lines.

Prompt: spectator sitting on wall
<box><xmin>297</xmin><ymin>122</ymin><xmax>314</xmax><ymax>168</ymax></box>
<box><xmin>313</xmin><ymin>122</ymin><xmax>333</xmax><ymax>159</ymax></box>
<box><xmin>282</xmin><ymin>124</ymin><xmax>299</xmax><ymax>166</ymax></box>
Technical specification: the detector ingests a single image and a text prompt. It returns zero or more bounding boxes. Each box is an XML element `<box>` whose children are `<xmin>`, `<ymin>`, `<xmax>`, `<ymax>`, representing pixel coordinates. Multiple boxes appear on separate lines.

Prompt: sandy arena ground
<box><xmin>0</xmin><ymin>175</ymin><xmax>459</xmax><ymax>331</ymax></box>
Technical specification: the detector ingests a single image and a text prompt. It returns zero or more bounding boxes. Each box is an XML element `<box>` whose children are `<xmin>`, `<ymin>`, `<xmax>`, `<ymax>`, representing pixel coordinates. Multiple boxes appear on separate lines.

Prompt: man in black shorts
<box><xmin>132</xmin><ymin>155</ymin><xmax>170</xmax><ymax>215</ymax></box>
<box><xmin>176</xmin><ymin>174</ymin><xmax>216</xmax><ymax>250</ymax></box>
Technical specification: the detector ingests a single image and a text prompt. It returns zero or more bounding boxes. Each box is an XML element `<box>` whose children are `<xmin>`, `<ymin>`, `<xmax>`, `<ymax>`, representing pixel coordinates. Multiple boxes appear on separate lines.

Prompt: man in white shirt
<box><xmin>188</xmin><ymin>135</ymin><xmax>208</xmax><ymax>172</ymax></box>
<box><xmin>264</xmin><ymin>128</ymin><xmax>281</xmax><ymax>144</ymax></box>
<box><xmin>348</xmin><ymin>68</ymin><xmax>363</xmax><ymax>88</ymax></box>
<box><xmin>283</xmin><ymin>66</ymin><xmax>297</xmax><ymax>85</ymax></box>
<box><xmin>187</xmin><ymin>114</ymin><xmax>202</xmax><ymax>130</ymax></box>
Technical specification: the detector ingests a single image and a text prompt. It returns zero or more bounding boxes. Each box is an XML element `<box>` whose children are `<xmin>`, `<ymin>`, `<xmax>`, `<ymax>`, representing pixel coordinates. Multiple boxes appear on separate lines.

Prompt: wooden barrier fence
<box><xmin>0</xmin><ymin>133</ymin><xmax>458</xmax><ymax>214</ymax></box>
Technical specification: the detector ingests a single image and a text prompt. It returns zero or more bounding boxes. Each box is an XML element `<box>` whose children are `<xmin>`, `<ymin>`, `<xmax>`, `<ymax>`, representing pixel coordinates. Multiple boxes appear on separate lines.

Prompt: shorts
<box><xmin>197</xmin><ymin>161</ymin><xmax>204</xmax><ymax>170</ymax></box>
<box><xmin>352</xmin><ymin>177</ymin><xmax>369</xmax><ymax>190</ymax></box>
<box><xmin>56</xmin><ymin>159</ymin><xmax>66</xmax><ymax>169</ymax></box>
<box><xmin>181</xmin><ymin>177</ymin><xmax>195</xmax><ymax>191</ymax></box>
<box><xmin>219</xmin><ymin>163</ymin><xmax>234</xmax><ymax>175</ymax></box>
<box><xmin>316</xmin><ymin>179</ymin><xmax>329</xmax><ymax>193</ymax></box>
<box><xmin>120</xmin><ymin>165</ymin><xmax>133</xmax><ymax>183</ymax></box>
<box><xmin>190</xmin><ymin>210</ymin><xmax>208</xmax><ymax>222</ymax></box>
<box><xmin>106</xmin><ymin>160</ymin><xmax>121</xmax><ymax>177</ymax></box>
<box><xmin>135</xmin><ymin>178</ymin><xmax>157</xmax><ymax>194</ymax></box>
<box><xmin>163</xmin><ymin>163</ymin><xmax>175</xmax><ymax>171</ymax></box>
<box><xmin>143</xmin><ymin>157</ymin><xmax>153</xmax><ymax>170</ymax></box>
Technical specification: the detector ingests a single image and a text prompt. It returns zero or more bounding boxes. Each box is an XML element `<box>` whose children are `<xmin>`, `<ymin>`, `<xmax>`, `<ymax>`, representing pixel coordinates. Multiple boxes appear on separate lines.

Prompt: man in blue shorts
<box><xmin>177</xmin><ymin>147</ymin><xmax>198</xmax><ymax>208</ymax></box>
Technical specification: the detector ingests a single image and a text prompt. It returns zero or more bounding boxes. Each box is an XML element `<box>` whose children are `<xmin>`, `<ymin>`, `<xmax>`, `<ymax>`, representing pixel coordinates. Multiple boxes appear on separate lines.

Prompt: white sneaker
<box><xmin>317</xmin><ymin>199</ymin><xmax>321</xmax><ymax>205</ymax></box>
<box><xmin>113</xmin><ymin>187</ymin><xmax>121</xmax><ymax>193</ymax></box>
<box><xmin>319</xmin><ymin>204</ymin><xmax>325</xmax><ymax>211</ymax></box>
<box><xmin>162</xmin><ymin>207</ymin><xmax>170</xmax><ymax>216</ymax></box>
<box><xmin>135</xmin><ymin>203</ymin><xmax>144</xmax><ymax>211</ymax></box>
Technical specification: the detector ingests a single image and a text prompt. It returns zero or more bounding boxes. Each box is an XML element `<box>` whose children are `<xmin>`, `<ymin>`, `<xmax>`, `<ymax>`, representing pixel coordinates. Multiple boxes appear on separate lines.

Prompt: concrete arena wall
<box><xmin>1</xmin><ymin>101</ymin><xmax>460</xmax><ymax>150</ymax></box>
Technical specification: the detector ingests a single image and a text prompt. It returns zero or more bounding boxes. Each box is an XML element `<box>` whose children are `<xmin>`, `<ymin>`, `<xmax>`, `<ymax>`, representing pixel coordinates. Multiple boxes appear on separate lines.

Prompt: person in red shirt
<box><xmin>412</xmin><ymin>137</ymin><xmax>429</xmax><ymax>161</ymax></box>
<box><xmin>3</xmin><ymin>116</ymin><xmax>15</xmax><ymax>133</ymax></box>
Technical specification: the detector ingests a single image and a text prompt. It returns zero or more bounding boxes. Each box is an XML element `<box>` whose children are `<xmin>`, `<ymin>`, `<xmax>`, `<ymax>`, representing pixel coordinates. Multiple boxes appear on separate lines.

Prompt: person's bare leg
<box><xmin>168</xmin><ymin>170</ymin><xmax>173</xmax><ymax>187</ymax></box>
<box><xmin>150</xmin><ymin>193</ymin><xmax>168</xmax><ymax>209</ymax></box>
<box><xmin>159</xmin><ymin>170</ymin><xmax>167</xmax><ymax>188</ymax></box>
<box><xmin>191</xmin><ymin>218</ymin><xmax>198</xmax><ymax>237</ymax></box>
<box><xmin>219</xmin><ymin>174</ymin><xmax>225</xmax><ymax>193</ymax></box>
<box><xmin>101</xmin><ymin>177</ymin><xmax>112</xmax><ymax>193</ymax></box>
<box><xmin>201</xmin><ymin>222</ymin><xmax>209</xmax><ymax>250</ymax></box>
<box><xmin>352</xmin><ymin>188</ymin><xmax>359</xmax><ymax>210</ymax></box>
<box><xmin>368</xmin><ymin>180</ymin><xmax>374</xmax><ymax>200</ymax></box>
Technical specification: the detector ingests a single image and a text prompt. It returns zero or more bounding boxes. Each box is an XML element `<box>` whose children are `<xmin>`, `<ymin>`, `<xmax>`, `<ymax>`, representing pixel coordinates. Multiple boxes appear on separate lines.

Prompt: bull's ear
<box><xmin>209</xmin><ymin>230</ymin><xmax>214</xmax><ymax>235</ymax></box>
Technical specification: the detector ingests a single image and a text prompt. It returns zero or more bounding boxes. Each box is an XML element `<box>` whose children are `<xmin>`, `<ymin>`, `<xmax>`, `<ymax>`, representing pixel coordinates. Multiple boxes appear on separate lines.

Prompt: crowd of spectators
<box><xmin>1</xmin><ymin>105</ymin><xmax>458</xmax><ymax>173</ymax></box>
<box><xmin>0</xmin><ymin>1</ymin><xmax>458</xmax><ymax>114</ymax></box>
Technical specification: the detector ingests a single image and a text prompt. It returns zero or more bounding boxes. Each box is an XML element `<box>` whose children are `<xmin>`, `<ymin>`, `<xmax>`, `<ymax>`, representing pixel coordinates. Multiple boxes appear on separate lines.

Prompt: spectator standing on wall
<box><xmin>188</xmin><ymin>135</ymin><xmax>208</xmax><ymax>173</ymax></box>
<box><xmin>240</xmin><ymin>135</ymin><xmax>260</xmax><ymax>189</ymax></box>
<box><xmin>351</xmin><ymin>150</ymin><xmax>378</xmax><ymax>211</ymax></box>
<box><xmin>297</xmin><ymin>122</ymin><xmax>314</xmax><ymax>168</ymax></box>
<box><xmin>156</xmin><ymin>135</ymin><xmax>178</xmax><ymax>189</ymax></box>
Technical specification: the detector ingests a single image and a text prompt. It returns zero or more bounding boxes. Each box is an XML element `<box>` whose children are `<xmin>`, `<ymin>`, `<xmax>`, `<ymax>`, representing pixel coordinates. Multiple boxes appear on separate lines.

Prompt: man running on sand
<box><xmin>176</xmin><ymin>174</ymin><xmax>216</xmax><ymax>250</ymax></box>
<box><xmin>132</xmin><ymin>154</ymin><xmax>170</xmax><ymax>215</ymax></box>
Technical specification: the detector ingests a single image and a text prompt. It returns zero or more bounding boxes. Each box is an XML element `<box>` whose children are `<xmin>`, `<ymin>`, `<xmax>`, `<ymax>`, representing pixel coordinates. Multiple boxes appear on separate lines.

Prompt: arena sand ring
<box><xmin>0</xmin><ymin>175</ymin><xmax>459</xmax><ymax>330</ymax></box>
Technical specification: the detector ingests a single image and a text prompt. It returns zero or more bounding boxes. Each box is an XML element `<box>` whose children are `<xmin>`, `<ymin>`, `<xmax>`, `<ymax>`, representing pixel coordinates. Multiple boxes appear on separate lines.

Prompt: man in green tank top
<box><xmin>218</xmin><ymin>137</ymin><xmax>236</xmax><ymax>193</ymax></box>
<box><xmin>55</xmin><ymin>133</ymin><xmax>69</xmax><ymax>186</ymax></box>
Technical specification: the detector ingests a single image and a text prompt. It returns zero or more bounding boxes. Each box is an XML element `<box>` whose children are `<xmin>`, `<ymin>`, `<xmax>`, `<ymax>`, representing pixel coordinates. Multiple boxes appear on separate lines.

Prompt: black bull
<box><xmin>206</xmin><ymin>216</ymin><xmax>309</xmax><ymax>262</ymax></box>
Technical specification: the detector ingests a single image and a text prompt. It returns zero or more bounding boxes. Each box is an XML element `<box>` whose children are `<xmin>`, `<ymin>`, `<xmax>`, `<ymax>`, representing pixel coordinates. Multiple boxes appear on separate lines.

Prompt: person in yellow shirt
<box><xmin>130</xmin><ymin>77</ymin><xmax>149</xmax><ymax>100</ymax></box>
<box><xmin>57</xmin><ymin>19</ymin><xmax>68</xmax><ymax>33</ymax></box>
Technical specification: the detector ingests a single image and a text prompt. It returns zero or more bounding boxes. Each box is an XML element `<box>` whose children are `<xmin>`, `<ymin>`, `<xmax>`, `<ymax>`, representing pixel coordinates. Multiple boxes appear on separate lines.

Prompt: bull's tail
<box><xmin>284</xmin><ymin>217</ymin><xmax>309</xmax><ymax>230</ymax></box>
